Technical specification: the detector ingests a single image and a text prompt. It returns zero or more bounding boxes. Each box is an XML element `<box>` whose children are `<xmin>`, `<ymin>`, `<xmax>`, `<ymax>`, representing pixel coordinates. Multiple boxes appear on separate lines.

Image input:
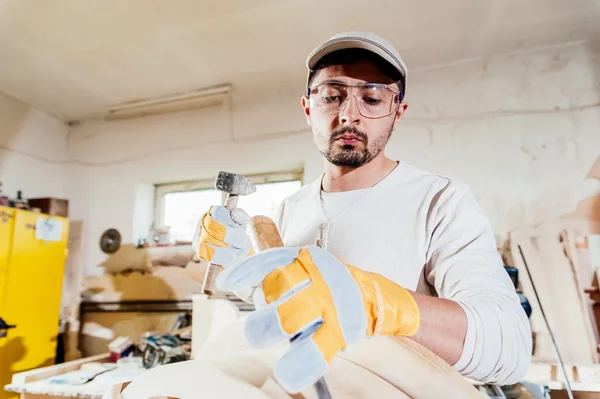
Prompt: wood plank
<box><xmin>509</xmin><ymin>230</ymin><xmax>598</xmax><ymax>364</ymax></box>
<box><xmin>10</xmin><ymin>353</ymin><xmax>110</xmax><ymax>384</ymax></box>
<box><xmin>83</xmin><ymin>265</ymin><xmax>206</xmax><ymax>302</ymax></box>
<box><xmin>21</xmin><ymin>394</ymin><xmax>73</xmax><ymax>399</ymax></box>
<box><xmin>562</xmin><ymin>230</ymin><xmax>600</xmax><ymax>353</ymax></box>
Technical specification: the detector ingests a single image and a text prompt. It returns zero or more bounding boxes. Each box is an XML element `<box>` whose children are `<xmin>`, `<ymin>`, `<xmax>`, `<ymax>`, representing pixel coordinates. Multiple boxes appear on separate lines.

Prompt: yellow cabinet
<box><xmin>0</xmin><ymin>207</ymin><xmax>69</xmax><ymax>399</ymax></box>
<box><xmin>0</xmin><ymin>208</ymin><xmax>15</xmax><ymax>316</ymax></box>
<box><xmin>0</xmin><ymin>207</ymin><xmax>16</xmax><ymax>398</ymax></box>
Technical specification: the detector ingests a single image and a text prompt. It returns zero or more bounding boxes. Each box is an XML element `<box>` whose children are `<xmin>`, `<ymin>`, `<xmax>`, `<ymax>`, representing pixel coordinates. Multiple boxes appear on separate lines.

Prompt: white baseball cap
<box><xmin>306</xmin><ymin>31</ymin><xmax>408</xmax><ymax>85</ymax></box>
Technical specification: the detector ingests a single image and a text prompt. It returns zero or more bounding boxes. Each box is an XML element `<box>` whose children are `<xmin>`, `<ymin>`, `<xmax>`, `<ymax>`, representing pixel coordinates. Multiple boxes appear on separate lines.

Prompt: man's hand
<box><xmin>217</xmin><ymin>245</ymin><xmax>420</xmax><ymax>393</ymax></box>
<box><xmin>192</xmin><ymin>205</ymin><xmax>252</xmax><ymax>267</ymax></box>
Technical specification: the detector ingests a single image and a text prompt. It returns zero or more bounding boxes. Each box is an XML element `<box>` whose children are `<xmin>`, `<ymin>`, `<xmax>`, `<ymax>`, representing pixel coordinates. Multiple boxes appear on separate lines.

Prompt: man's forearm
<box><xmin>407</xmin><ymin>290</ymin><xmax>468</xmax><ymax>366</ymax></box>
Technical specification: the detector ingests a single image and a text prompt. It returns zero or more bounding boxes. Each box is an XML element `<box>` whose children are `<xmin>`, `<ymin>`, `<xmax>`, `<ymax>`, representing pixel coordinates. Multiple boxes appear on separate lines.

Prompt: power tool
<box><xmin>504</xmin><ymin>266</ymin><xmax>532</xmax><ymax>318</ymax></box>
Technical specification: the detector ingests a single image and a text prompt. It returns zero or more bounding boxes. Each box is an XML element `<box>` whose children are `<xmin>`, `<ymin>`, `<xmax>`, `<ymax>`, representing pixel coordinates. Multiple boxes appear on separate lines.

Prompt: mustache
<box><xmin>330</xmin><ymin>127</ymin><xmax>368</xmax><ymax>143</ymax></box>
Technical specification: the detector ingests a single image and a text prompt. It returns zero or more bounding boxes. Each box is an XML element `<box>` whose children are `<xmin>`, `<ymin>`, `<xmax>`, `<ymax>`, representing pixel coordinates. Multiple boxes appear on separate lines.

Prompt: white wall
<box><xmin>67</xmin><ymin>40</ymin><xmax>600</xmax><ymax>276</ymax></box>
<box><xmin>397</xmin><ymin>41</ymin><xmax>600</xmax><ymax>231</ymax></box>
<box><xmin>0</xmin><ymin>93</ymin><xmax>69</xmax><ymax>200</ymax></box>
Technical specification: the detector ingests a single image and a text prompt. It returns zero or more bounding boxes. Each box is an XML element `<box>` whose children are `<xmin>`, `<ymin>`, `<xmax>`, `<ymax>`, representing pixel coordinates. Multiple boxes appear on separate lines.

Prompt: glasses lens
<box><xmin>309</xmin><ymin>83</ymin><xmax>398</xmax><ymax>118</ymax></box>
<box><xmin>309</xmin><ymin>84</ymin><xmax>348</xmax><ymax>113</ymax></box>
<box><xmin>356</xmin><ymin>85</ymin><xmax>397</xmax><ymax>118</ymax></box>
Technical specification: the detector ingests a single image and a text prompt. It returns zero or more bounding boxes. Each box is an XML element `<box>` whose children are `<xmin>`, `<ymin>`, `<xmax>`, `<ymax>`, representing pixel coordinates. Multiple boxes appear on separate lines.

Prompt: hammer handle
<box><xmin>201</xmin><ymin>263</ymin><xmax>221</xmax><ymax>296</ymax></box>
<box><xmin>224</xmin><ymin>193</ymin><xmax>239</xmax><ymax>211</ymax></box>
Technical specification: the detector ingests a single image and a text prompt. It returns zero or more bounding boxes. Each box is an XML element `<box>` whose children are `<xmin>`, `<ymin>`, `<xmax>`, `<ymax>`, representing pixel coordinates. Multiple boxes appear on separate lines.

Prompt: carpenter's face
<box><xmin>301</xmin><ymin>60</ymin><xmax>407</xmax><ymax>168</ymax></box>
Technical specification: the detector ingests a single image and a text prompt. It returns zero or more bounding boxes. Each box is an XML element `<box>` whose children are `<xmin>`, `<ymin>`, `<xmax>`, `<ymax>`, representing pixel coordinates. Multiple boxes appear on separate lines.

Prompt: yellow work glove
<box><xmin>216</xmin><ymin>246</ymin><xmax>420</xmax><ymax>393</ymax></box>
<box><xmin>192</xmin><ymin>205</ymin><xmax>252</xmax><ymax>268</ymax></box>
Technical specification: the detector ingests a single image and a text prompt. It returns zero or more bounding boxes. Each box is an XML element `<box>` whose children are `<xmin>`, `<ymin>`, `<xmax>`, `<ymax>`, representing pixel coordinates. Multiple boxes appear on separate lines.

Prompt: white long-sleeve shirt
<box><xmin>274</xmin><ymin>161</ymin><xmax>532</xmax><ymax>385</ymax></box>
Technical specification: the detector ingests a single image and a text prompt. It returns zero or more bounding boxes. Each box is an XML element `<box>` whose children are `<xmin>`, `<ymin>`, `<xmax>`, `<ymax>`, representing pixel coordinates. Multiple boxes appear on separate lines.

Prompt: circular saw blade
<box><xmin>100</xmin><ymin>228</ymin><xmax>122</xmax><ymax>254</ymax></box>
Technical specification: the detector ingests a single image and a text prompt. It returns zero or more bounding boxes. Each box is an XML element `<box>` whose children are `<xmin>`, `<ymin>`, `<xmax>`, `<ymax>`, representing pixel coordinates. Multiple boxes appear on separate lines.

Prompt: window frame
<box><xmin>154</xmin><ymin>169</ymin><xmax>304</xmax><ymax>230</ymax></box>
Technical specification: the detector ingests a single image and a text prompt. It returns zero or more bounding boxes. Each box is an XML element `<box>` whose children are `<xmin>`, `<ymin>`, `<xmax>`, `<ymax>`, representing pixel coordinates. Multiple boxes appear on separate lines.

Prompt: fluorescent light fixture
<box><xmin>104</xmin><ymin>83</ymin><xmax>232</xmax><ymax>121</ymax></box>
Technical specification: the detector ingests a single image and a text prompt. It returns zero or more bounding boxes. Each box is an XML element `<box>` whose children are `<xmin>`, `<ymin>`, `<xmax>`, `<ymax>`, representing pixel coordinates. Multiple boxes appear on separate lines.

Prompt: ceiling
<box><xmin>1</xmin><ymin>0</ymin><xmax>599</xmax><ymax>122</ymax></box>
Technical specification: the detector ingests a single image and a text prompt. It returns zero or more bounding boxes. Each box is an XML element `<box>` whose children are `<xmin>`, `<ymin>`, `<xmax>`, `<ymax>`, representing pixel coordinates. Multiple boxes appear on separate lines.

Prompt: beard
<box><xmin>319</xmin><ymin>125</ymin><xmax>393</xmax><ymax>168</ymax></box>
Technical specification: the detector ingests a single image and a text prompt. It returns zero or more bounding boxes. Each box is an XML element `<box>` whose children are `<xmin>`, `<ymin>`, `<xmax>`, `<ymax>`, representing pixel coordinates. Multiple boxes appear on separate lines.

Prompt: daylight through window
<box><xmin>155</xmin><ymin>171</ymin><xmax>303</xmax><ymax>242</ymax></box>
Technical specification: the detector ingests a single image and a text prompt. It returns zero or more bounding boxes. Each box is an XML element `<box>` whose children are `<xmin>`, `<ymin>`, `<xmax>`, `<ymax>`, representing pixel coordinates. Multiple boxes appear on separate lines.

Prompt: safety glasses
<box><xmin>307</xmin><ymin>80</ymin><xmax>403</xmax><ymax>119</ymax></box>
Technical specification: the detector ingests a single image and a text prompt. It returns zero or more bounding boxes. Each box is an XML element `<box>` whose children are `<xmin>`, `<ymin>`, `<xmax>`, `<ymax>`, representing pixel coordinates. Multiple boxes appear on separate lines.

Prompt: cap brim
<box><xmin>306</xmin><ymin>38</ymin><xmax>406</xmax><ymax>79</ymax></box>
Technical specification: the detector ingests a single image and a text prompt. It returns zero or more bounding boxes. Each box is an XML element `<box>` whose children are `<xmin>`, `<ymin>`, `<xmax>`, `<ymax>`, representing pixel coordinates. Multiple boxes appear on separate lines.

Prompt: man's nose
<box><xmin>338</xmin><ymin>95</ymin><xmax>361</xmax><ymax>125</ymax></box>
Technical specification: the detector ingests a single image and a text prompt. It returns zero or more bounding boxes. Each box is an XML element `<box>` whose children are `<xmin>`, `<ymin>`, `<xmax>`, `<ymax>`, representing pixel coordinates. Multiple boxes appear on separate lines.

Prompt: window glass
<box><xmin>160</xmin><ymin>180</ymin><xmax>302</xmax><ymax>242</ymax></box>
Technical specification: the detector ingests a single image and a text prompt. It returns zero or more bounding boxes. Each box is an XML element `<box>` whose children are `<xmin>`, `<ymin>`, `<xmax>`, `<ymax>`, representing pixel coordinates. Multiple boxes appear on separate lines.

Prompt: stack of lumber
<box><xmin>79</xmin><ymin>245</ymin><xmax>253</xmax><ymax>358</ymax></box>
<box><xmin>506</xmin><ymin>219</ymin><xmax>600</xmax><ymax>365</ymax></box>
<box><xmin>498</xmin><ymin>156</ymin><xmax>600</xmax><ymax>397</ymax></box>
<box><xmin>505</xmin><ymin>156</ymin><xmax>600</xmax><ymax>366</ymax></box>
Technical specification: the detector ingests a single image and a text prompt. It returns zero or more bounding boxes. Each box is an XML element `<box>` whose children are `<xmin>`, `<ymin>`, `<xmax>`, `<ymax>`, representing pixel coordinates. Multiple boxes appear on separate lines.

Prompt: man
<box><xmin>194</xmin><ymin>32</ymin><xmax>532</xmax><ymax>393</ymax></box>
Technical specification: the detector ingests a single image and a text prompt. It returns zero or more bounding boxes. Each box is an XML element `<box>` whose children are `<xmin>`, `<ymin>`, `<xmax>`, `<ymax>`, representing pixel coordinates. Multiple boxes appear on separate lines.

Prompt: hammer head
<box><xmin>214</xmin><ymin>171</ymin><xmax>257</xmax><ymax>196</ymax></box>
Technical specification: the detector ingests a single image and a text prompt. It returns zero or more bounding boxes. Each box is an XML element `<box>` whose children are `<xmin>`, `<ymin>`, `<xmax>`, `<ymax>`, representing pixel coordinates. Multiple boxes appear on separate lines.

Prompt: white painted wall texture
<box><xmin>41</xmin><ymin>41</ymin><xmax>600</xmax><ymax>274</ymax></box>
<box><xmin>0</xmin><ymin>93</ymin><xmax>69</xmax><ymax>200</ymax></box>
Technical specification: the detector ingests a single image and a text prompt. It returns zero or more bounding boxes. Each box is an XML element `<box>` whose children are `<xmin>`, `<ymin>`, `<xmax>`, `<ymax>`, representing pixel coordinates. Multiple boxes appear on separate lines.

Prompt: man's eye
<box><xmin>323</xmin><ymin>96</ymin><xmax>342</xmax><ymax>103</ymax></box>
<box><xmin>363</xmin><ymin>97</ymin><xmax>382</xmax><ymax>105</ymax></box>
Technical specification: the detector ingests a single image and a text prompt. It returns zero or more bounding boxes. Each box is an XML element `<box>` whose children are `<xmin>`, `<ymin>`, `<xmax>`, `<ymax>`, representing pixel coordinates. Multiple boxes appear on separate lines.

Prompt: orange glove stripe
<box><xmin>200</xmin><ymin>211</ymin><xmax>228</xmax><ymax>241</ymax></box>
<box><xmin>346</xmin><ymin>265</ymin><xmax>378</xmax><ymax>335</ymax></box>
<box><xmin>263</xmin><ymin>261</ymin><xmax>309</xmax><ymax>305</ymax></box>
<box><xmin>276</xmin><ymin>290</ymin><xmax>323</xmax><ymax>336</ymax></box>
<box><xmin>372</xmin><ymin>273</ymin><xmax>420</xmax><ymax>336</ymax></box>
<box><xmin>348</xmin><ymin>266</ymin><xmax>420</xmax><ymax>337</ymax></box>
<box><xmin>196</xmin><ymin>242</ymin><xmax>216</xmax><ymax>263</ymax></box>
<box><xmin>312</xmin><ymin>317</ymin><xmax>345</xmax><ymax>363</ymax></box>
<box><xmin>199</xmin><ymin>227</ymin><xmax>227</xmax><ymax>248</ymax></box>
<box><xmin>296</xmin><ymin>249</ymin><xmax>347</xmax><ymax>362</ymax></box>
<box><xmin>195</xmin><ymin>212</ymin><xmax>228</xmax><ymax>260</ymax></box>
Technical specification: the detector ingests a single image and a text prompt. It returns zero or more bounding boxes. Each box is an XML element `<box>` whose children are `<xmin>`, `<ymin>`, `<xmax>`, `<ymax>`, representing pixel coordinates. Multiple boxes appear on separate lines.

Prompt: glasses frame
<box><xmin>307</xmin><ymin>79</ymin><xmax>404</xmax><ymax>119</ymax></box>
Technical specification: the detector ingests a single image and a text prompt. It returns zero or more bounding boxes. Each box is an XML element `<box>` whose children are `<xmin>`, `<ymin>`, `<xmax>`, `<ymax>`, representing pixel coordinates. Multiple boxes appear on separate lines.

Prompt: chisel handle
<box><xmin>247</xmin><ymin>215</ymin><xmax>332</xmax><ymax>399</ymax></box>
<box><xmin>248</xmin><ymin>215</ymin><xmax>284</xmax><ymax>252</ymax></box>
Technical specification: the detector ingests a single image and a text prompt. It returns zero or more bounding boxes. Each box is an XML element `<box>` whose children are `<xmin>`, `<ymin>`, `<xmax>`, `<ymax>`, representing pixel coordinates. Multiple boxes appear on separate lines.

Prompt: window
<box><xmin>154</xmin><ymin>170</ymin><xmax>303</xmax><ymax>242</ymax></box>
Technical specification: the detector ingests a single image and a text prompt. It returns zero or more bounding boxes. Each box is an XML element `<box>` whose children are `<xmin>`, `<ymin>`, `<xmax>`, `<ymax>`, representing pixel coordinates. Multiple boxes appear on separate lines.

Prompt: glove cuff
<box><xmin>347</xmin><ymin>266</ymin><xmax>420</xmax><ymax>337</ymax></box>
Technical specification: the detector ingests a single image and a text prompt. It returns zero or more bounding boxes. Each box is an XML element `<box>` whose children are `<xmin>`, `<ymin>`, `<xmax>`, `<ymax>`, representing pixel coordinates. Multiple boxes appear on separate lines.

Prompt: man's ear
<box><xmin>393</xmin><ymin>101</ymin><xmax>408</xmax><ymax>128</ymax></box>
<box><xmin>301</xmin><ymin>96</ymin><xmax>312</xmax><ymax>127</ymax></box>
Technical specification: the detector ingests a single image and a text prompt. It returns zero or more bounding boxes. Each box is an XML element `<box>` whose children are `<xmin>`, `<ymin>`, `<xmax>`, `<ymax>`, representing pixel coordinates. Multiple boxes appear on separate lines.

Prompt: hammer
<box><xmin>248</xmin><ymin>215</ymin><xmax>332</xmax><ymax>399</ymax></box>
<box><xmin>200</xmin><ymin>171</ymin><xmax>256</xmax><ymax>296</ymax></box>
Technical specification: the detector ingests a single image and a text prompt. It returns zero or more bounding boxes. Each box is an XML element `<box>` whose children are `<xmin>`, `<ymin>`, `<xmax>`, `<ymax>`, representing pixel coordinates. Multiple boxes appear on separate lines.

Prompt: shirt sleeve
<box><xmin>424</xmin><ymin>182</ymin><xmax>532</xmax><ymax>385</ymax></box>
